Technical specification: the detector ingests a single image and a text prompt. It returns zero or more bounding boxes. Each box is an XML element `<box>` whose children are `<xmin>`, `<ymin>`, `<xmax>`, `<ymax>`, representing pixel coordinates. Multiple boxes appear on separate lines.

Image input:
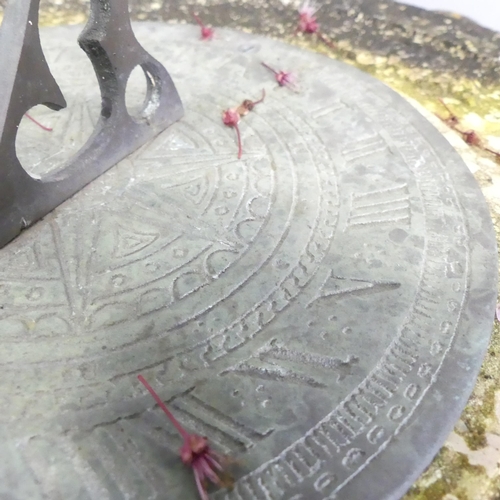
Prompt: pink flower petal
<box><xmin>298</xmin><ymin>0</ymin><xmax>319</xmax><ymax>17</ymax></box>
<box><xmin>193</xmin><ymin>467</ymin><xmax>210</xmax><ymax>500</ymax></box>
<box><xmin>198</xmin><ymin>457</ymin><xmax>220</xmax><ymax>483</ymax></box>
<box><xmin>193</xmin><ymin>13</ymin><xmax>214</xmax><ymax>41</ymax></box>
<box><xmin>205</xmin><ymin>452</ymin><xmax>224</xmax><ymax>471</ymax></box>
<box><xmin>138</xmin><ymin>375</ymin><xmax>233</xmax><ymax>500</ymax></box>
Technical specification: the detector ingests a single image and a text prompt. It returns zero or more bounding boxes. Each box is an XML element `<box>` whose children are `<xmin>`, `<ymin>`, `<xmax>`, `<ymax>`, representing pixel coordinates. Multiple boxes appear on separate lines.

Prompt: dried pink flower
<box><xmin>193</xmin><ymin>12</ymin><xmax>214</xmax><ymax>40</ymax></box>
<box><xmin>437</xmin><ymin>98</ymin><xmax>460</xmax><ymax>128</ymax></box>
<box><xmin>25</xmin><ymin>113</ymin><xmax>52</xmax><ymax>131</ymax></box>
<box><xmin>298</xmin><ymin>0</ymin><xmax>320</xmax><ymax>33</ymax></box>
<box><xmin>437</xmin><ymin>99</ymin><xmax>500</xmax><ymax>162</ymax></box>
<box><xmin>298</xmin><ymin>0</ymin><xmax>319</xmax><ymax>17</ymax></box>
<box><xmin>261</xmin><ymin>62</ymin><xmax>299</xmax><ymax>91</ymax></box>
<box><xmin>222</xmin><ymin>90</ymin><xmax>266</xmax><ymax>159</ymax></box>
<box><xmin>295</xmin><ymin>1</ymin><xmax>336</xmax><ymax>50</ymax></box>
<box><xmin>138</xmin><ymin>375</ymin><xmax>232</xmax><ymax>500</ymax></box>
<box><xmin>237</xmin><ymin>89</ymin><xmax>266</xmax><ymax>115</ymax></box>
<box><xmin>222</xmin><ymin>109</ymin><xmax>242</xmax><ymax>159</ymax></box>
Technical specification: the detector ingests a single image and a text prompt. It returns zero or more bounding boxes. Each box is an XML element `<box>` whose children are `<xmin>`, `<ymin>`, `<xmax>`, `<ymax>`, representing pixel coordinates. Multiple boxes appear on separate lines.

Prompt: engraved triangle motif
<box><xmin>112</xmin><ymin>224</ymin><xmax>159</xmax><ymax>259</ymax></box>
<box><xmin>307</xmin><ymin>272</ymin><xmax>401</xmax><ymax>307</ymax></box>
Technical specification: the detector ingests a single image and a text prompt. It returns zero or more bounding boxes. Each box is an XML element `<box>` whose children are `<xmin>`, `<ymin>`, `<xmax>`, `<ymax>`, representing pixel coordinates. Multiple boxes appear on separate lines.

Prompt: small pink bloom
<box><xmin>193</xmin><ymin>13</ymin><xmax>214</xmax><ymax>40</ymax></box>
<box><xmin>295</xmin><ymin>1</ymin><xmax>336</xmax><ymax>49</ymax></box>
<box><xmin>261</xmin><ymin>62</ymin><xmax>299</xmax><ymax>91</ymax></box>
<box><xmin>138</xmin><ymin>375</ymin><xmax>231</xmax><ymax>500</ymax></box>
<box><xmin>298</xmin><ymin>0</ymin><xmax>320</xmax><ymax>33</ymax></box>
<box><xmin>222</xmin><ymin>90</ymin><xmax>266</xmax><ymax>159</ymax></box>
<box><xmin>222</xmin><ymin>108</ymin><xmax>240</xmax><ymax>127</ymax></box>
<box><xmin>462</xmin><ymin>130</ymin><xmax>482</xmax><ymax>147</ymax></box>
<box><xmin>298</xmin><ymin>0</ymin><xmax>319</xmax><ymax>19</ymax></box>
<box><xmin>222</xmin><ymin>109</ymin><xmax>243</xmax><ymax>159</ymax></box>
<box><xmin>276</xmin><ymin>71</ymin><xmax>296</xmax><ymax>87</ymax></box>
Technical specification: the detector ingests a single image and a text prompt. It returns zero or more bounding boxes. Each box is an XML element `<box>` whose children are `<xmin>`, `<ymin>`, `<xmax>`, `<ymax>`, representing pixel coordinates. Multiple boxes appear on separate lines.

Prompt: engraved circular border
<box><xmin>216</xmin><ymin>81</ymin><xmax>471</xmax><ymax>499</ymax></box>
<box><xmin>1</xmin><ymin>23</ymin><xmax>496</xmax><ymax>500</ymax></box>
<box><xmin>0</xmin><ymin>82</ymin><xmax>342</xmax><ymax>422</ymax></box>
<box><xmin>187</xmin><ymin>28</ymin><xmax>495</xmax><ymax>500</ymax></box>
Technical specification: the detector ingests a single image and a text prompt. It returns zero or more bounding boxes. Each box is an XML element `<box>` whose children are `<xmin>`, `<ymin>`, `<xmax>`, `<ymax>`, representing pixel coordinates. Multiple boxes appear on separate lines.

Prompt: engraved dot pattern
<box><xmin>0</xmin><ymin>24</ymin><xmax>496</xmax><ymax>500</ymax></box>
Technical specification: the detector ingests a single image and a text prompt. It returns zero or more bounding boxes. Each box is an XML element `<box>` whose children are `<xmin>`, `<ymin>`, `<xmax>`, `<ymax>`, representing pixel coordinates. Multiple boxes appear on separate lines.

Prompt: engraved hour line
<box><xmin>80</xmin><ymin>427</ymin><xmax>153</xmax><ymax>499</ymax></box>
<box><xmin>19</xmin><ymin>436</ymin><xmax>88</xmax><ymax>500</ymax></box>
<box><xmin>137</xmin><ymin>151</ymin><xmax>244</xmax><ymax>167</ymax></box>
<box><xmin>56</xmin><ymin>99</ymin><xmax>96</xmax><ymax>148</ymax></box>
<box><xmin>222</xmin><ymin>361</ymin><xmax>328</xmax><ymax>389</ymax></box>
<box><xmin>172</xmin><ymin>390</ymin><xmax>273</xmax><ymax>451</ymax></box>
<box><xmin>50</xmin><ymin>220</ymin><xmax>78</xmax><ymax>315</ymax></box>
<box><xmin>341</xmin><ymin>135</ymin><xmax>386</xmax><ymax>163</ymax></box>
<box><xmin>346</xmin><ymin>184</ymin><xmax>410</xmax><ymax>228</ymax></box>
<box><xmin>221</xmin><ymin>341</ymin><xmax>359</xmax><ymax>388</ymax></box>
<box><xmin>58</xmin><ymin>435</ymin><xmax>108</xmax><ymax>500</ymax></box>
<box><xmin>310</xmin><ymin>102</ymin><xmax>345</xmax><ymax>120</ymax></box>
<box><xmin>96</xmin><ymin>422</ymin><xmax>184</xmax><ymax>496</ymax></box>
<box><xmin>260</xmin><ymin>340</ymin><xmax>359</xmax><ymax>382</ymax></box>
<box><xmin>224</xmin><ymin>75</ymin><xmax>466</xmax><ymax>500</ymax></box>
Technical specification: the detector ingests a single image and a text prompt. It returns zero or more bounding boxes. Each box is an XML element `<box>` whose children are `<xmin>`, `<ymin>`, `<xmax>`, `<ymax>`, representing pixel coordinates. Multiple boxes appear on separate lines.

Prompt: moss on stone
<box><xmin>403</xmin><ymin>204</ymin><xmax>499</xmax><ymax>498</ymax></box>
<box><xmin>289</xmin><ymin>36</ymin><xmax>500</xmax><ymax>144</ymax></box>
<box><xmin>404</xmin><ymin>448</ymin><xmax>488</xmax><ymax>499</ymax></box>
<box><xmin>485</xmin><ymin>475</ymin><xmax>500</xmax><ymax>499</ymax></box>
<box><xmin>459</xmin><ymin>334</ymin><xmax>499</xmax><ymax>450</ymax></box>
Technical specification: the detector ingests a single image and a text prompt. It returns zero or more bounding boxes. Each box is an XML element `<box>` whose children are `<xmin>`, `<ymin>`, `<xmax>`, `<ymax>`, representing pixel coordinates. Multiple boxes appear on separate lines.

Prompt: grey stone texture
<box><xmin>0</xmin><ymin>23</ymin><xmax>496</xmax><ymax>500</ymax></box>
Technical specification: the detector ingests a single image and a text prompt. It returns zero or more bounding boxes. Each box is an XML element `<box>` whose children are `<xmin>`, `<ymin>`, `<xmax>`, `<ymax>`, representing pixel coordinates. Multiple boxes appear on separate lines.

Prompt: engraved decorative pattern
<box><xmin>0</xmin><ymin>24</ymin><xmax>496</xmax><ymax>500</ymax></box>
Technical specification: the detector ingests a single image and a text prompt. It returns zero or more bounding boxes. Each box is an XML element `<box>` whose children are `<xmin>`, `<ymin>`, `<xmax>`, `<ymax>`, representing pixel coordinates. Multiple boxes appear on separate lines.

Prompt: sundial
<box><xmin>0</xmin><ymin>2</ymin><xmax>497</xmax><ymax>500</ymax></box>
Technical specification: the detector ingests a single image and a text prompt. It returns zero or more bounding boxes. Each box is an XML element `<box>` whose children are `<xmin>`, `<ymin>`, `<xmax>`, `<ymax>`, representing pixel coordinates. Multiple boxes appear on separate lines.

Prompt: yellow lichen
<box><xmin>285</xmin><ymin>36</ymin><xmax>500</xmax><ymax>160</ymax></box>
<box><xmin>39</xmin><ymin>10</ymin><xmax>87</xmax><ymax>27</ymax></box>
<box><xmin>404</xmin><ymin>449</ymin><xmax>489</xmax><ymax>499</ymax></box>
<box><xmin>16</xmin><ymin>8</ymin><xmax>500</xmax><ymax>145</ymax></box>
<box><xmin>459</xmin><ymin>331</ymin><xmax>500</xmax><ymax>451</ymax></box>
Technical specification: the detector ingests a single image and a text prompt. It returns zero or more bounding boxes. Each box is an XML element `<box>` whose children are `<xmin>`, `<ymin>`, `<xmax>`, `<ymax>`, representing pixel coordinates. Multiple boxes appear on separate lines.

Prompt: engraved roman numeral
<box><xmin>347</xmin><ymin>184</ymin><xmax>410</xmax><ymax>228</ymax></box>
<box><xmin>222</xmin><ymin>359</ymin><xmax>328</xmax><ymax>389</ymax></box>
<box><xmin>92</xmin><ymin>427</ymin><xmax>157</xmax><ymax>497</ymax></box>
<box><xmin>222</xmin><ymin>339</ymin><xmax>359</xmax><ymax>387</ymax></box>
<box><xmin>310</xmin><ymin>102</ymin><xmax>345</xmax><ymax>121</ymax></box>
<box><xmin>260</xmin><ymin>340</ymin><xmax>359</xmax><ymax>383</ymax></box>
<box><xmin>171</xmin><ymin>391</ymin><xmax>273</xmax><ymax>452</ymax></box>
<box><xmin>63</xmin><ymin>385</ymin><xmax>277</xmax><ymax>498</ymax></box>
<box><xmin>341</xmin><ymin>135</ymin><xmax>386</xmax><ymax>163</ymax></box>
<box><xmin>73</xmin><ymin>424</ymin><xmax>174</xmax><ymax>498</ymax></box>
<box><xmin>308</xmin><ymin>272</ymin><xmax>400</xmax><ymax>307</ymax></box>
<box><xmin>9</xmin><ymin>434</ymin><xmax>88</xmax><ymax>499</ymax></box>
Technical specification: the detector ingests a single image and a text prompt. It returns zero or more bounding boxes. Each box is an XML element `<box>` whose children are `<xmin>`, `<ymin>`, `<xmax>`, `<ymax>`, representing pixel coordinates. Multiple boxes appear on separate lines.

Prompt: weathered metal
<box><xmin>0</xmin><ymin>20</ymin><xmax>496</xmax><ymax>500</ymax></box>
<box><xmin>0</xmin><ymin>0</ymin><xmax>183</xmax><ymax>249</ymax></box>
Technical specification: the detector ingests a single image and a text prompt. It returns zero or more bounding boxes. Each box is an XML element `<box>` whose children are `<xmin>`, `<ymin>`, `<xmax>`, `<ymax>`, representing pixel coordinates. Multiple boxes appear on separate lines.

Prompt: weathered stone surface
<box><xmin>2</xmin><ymin>0</ymin><xmax>500</xmax><ymax>498</ymax></box>
<box><xmin>0</xmin><ymin>22</ymin><xmax>496</xmax><ymax>500</ymax></box>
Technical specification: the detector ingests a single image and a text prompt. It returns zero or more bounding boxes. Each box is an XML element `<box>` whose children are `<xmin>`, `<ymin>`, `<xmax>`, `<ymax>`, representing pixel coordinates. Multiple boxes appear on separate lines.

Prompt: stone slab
<box><xmin>0</xmin><ymin>23</ymin><xmax>497</xmax><ymax>500</ymax></box>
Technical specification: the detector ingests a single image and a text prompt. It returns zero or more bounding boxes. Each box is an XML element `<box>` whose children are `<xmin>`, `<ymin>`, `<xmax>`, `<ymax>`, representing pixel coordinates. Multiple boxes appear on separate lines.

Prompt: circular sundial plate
<box><xmin>2</xmin><ymin>24</ymin><xmax>497</xmax><ymax>500</ymax></box>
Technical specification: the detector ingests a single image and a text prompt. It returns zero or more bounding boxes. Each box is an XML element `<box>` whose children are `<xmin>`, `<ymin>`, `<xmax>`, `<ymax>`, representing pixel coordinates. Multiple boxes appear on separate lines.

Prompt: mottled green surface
<box><xmin>1</xmin><ymin>0</ymin><xmax>500</xmax><ymax>498</ymax></box>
